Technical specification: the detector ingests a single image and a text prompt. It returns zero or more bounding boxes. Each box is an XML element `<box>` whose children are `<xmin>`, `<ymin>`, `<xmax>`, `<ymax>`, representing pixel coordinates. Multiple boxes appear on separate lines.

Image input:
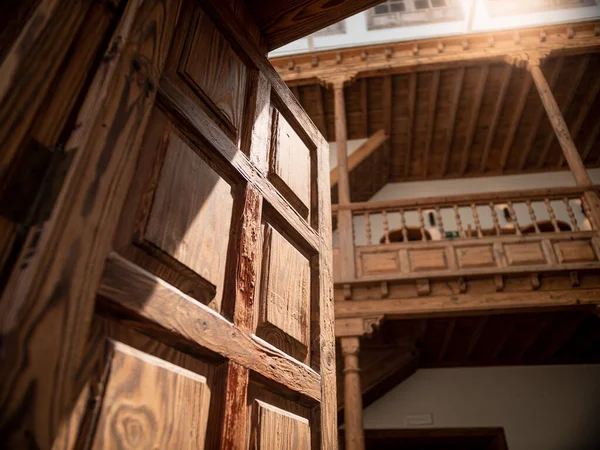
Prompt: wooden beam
<box><xmin>405</xmin><ymin>72</ymin><xmax>417</xmax><ymax>178</ymax></box>
<box><xmin>460</xmin><ymin>64</ymin><xmax>489</xmax><ymax>175</ymax></box>
<box><xmin>441</xmin><ymin>68</ymin><xmax>465</xmax><ymax>176</ymax></box>
<box><xmin>518</xmin><ymin>57</ymin><xmax>564</xmax><ymax>170</ymax></box>
<box><xmin>480</xmin><ymin>64</ymin><xmax>512</xmax><ymax>172</ymax></box>
<box><xmin>499</xmin><ymin>70</ymin><xmax>532</xmax><ymax>170</ymax></box>
<box><xmin>424</xmin><ymin>70</ymin><xmax>440</xmax><ymax>177</ymax></box>
<box><xmin>360</xmin><ymin>78</ymin><xmax>368</xmax><ymax>137</ymax></box>
<box><xmin>533</xmin><ymin>313</ymin><xmax>588</xmax><ymax>361</ymax></box>
<box><xmin>489</xmin><ymin>317</ymin><xmax>518</xmax><ymax>360</ymax></box>
<box><xmin>513</xmin><ymin>316</ymin><xmax>552</xmax><ymax>361</ymax></box>
<box><xmin>538</xmin><ymin>55</ymin><xmax>589</xmax><ymax>168</ymax></box>
<box><xmin>558</xmin><ymin>64</ymin><xmax>600</xmax><ymax>167</ymax></box>
<box><xmin>315</xmin><ymin>84</ymin><xmax>328</xmax><ymax>138</ymax></box>
<box><xmin>255</xmin><ymin>0</ymin><xmax>387</xmax><ymax>50</ymax></box>
<box><xmin>382</xmin><ymin>75</ymin><xmax>393</xmax><ymax>178</ymax></box>
<box><xmin>437</xmin><ymin>318</ymin><xmax>456</xmax><ymax>361</ymax></box>
<box><xmin>330</xmin><ymin>129</ymin><xmax>388</xmax><ymax>186</ymax></box>
<box><xmin>585</xmin><ymin>120</ymin><xmax>600</xmax><ymax>163</ymax></box>
<box><xmin>335</xmin><ymin>289</ymin><xmax>600</xmax><ymax>318</ymax></box>
<box><xmin>273</xmin><ymin>21</ymin><xmax>600</xmax><ymax>82</ymax></box>
<box><xmin>464</xmin><ymin>316</ymin><xmax>488</xmax><ymax>361</ymax></box>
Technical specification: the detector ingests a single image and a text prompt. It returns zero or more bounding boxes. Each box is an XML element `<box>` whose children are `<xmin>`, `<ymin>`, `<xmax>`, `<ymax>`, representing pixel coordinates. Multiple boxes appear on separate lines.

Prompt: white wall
<box><xmin>332</xmin><ymin>169</ymin><xmax>600</xmax><ymax>247</ymax></box>
<box><xmin>362</xmin><ymin>365</ymin><xmax>600</xmax><ymax>450</ymax></box>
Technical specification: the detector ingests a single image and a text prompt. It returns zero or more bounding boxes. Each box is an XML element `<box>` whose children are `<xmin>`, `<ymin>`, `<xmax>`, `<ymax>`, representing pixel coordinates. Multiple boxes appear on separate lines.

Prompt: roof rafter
<box><xmin>500</xmin><ymin>70</ymin><xmax>532</xmax><ymax>171</ymax></box>
<box><xmin>460</xmin><ymin>64</ymin><xmax>489</xmax><ymax>175</ymax></box>
<box><xmin>405</xmin><ymin>72</ymin><xmax>417</xmax><ymax>178</ymax></box>
<box><xmin>441</xmin><ymin>68</ymin><xmax>465</xmax><ymax>176</ymax></box>
<box><xmin>423</xmin><ymin>70</ymin><xmax>440</xmax><ymax>177</ymax></box>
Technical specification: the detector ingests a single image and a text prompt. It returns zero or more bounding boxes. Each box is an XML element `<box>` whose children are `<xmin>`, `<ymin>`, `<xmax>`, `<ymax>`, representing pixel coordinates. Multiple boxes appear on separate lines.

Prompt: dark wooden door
<box><xmin>0</xmin><ymin>1</ymin><xmax>336</xmax><ymax>448</ymax></box>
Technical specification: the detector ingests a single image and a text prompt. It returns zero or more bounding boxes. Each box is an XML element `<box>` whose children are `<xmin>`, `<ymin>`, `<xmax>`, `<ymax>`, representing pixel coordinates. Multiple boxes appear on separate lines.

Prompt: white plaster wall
<box><xmin>362</xmin><ymin>365</ymin><xmax>600</xmax><ymax>450</ymax></box>
<box><xmin>332</xmin><ymin>169</ymin><xmax>600</xmax><ymax>247</ymax></box>
<box><xmin>270</xmin><ymin>1</ymin><xmax>600</xmax><ymax>57</ymax></box>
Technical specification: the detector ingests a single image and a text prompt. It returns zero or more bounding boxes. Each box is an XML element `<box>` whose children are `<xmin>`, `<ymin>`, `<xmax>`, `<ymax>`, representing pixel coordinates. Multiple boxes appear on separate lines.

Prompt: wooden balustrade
<box><xmin>331</xmin><ymin>185</ymin><xmax>600</xmax><ymax>249</ymax></box>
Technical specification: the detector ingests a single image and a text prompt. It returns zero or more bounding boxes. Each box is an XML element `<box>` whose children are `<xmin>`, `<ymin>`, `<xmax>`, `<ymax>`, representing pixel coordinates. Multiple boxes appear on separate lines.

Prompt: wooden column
<box><xmin>340</xmin><ymin>337</ymin><xmax>365</xmax><ymax>450</ymax></box>
<box><xmin>333</xmin><ymin>80</ymin><xmax>356</xmax><ymax>279</ymax></box>
<box><xmin>528</xmin><ymin>59</ymin><xmax>600</xmax><ymax>230</ymax></box>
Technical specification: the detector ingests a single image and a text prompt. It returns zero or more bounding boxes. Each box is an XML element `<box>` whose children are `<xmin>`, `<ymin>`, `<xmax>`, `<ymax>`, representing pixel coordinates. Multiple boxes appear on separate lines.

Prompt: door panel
<box><xmin>0</xmin><ymin>0</ymin><xmax>335</xmax><ymax>448</ymax></box>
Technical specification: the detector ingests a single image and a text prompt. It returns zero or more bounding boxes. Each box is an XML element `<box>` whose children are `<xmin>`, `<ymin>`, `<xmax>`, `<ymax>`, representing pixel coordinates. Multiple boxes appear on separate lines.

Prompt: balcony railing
<box><xmin>331</xmin><ymin>185</ymin><xmax>600</xmax><ymax>281</ymax></box>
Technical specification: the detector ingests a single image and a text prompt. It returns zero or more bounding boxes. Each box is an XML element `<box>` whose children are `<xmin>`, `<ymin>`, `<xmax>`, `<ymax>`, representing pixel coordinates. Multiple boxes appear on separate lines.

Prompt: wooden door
<box><xmin>0</xmin><ymin>1</ymin><xmax>336</xmax><ymax>449</ymax></box>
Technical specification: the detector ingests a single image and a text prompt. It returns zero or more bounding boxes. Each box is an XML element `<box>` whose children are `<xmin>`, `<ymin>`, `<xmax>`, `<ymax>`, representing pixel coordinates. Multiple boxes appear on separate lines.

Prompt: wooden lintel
<box><xmin>335</xmin><ymin>288</ymin><xmax>600</xmax><ymax>319</ymax></box>
<box><xmin>480</xmin><ymin>64</ymin><xmax>512</xmax><ymax>172</ymax></box>
<box><xmin>441</xmin><ymin>67</ymin><xmax>465</xmax><ymax>176</ymax></box>
<box><xmin>335</xmin><ymin>316</ymin><xmax>384</xmax><ymax>338</ymax></box>
<box><xmin>272</xmin><ymin>21</ymin><xmax>600</xmax><ymax>83</ymax></box>
<box><xmin>330</xmin><ymin>129</ymin><xmax>388</xmax><ymax>187</ymax></box>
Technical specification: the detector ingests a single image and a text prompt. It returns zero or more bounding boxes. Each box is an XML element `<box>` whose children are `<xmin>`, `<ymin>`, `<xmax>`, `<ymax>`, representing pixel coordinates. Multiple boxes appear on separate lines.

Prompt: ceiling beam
<box><xmin>335</xmin><ymin>289</ymin><xmax>600</xmax><ymax>318</ymax></box>
<box><xmin>441</xmin><ymin>68</ymin><xmax>465</xmax><ymax>176</ymax></box>
<box><xmin>518</xmin><ymin>57</ymin><xmax>564</xmax><ymax>170</ymax></box>
<box><xmin>531</xmin><ymin>314</ymin><xmax>588</xmax><ymax>361</ymax></box>
<box><xmin>480</xmin><ymin>64</ymin><xmax>512</xmax><ymax>172</ymax></box>
<box><xmin>405</xmin><ymin>72</ymin><xmax>417</xmax><ymax>178</ymax></box>
<box><xmin>499</xmin><ymin>70</ymin><xmax>532</xmax><ymax>171</ymax></box>
<box><xmin>460</xmin><ymin>64</ymin><xmax>489</xmax><ymax>175</ymax></box>
<box><xmin>558</xmin><ymin>65</ymin><xmax>600</xmax><ymax>167</ymax></box>
<box><xmin>273</xmin><ymin>21</ymin><xmax>600</xmax><ymax>83</ymax></box>
<box><xmin>538</xmin><ymin>55</ymin><xmax>590</xmax><ymax>168</ymax></box>
<box><xmin>513</xmin><ymin>316</ymin><xmax>552</xmax><ymax>361</ymax></box>
<box><xmin>463</xmin><ymin>315</ymin><xmax>488</xmax><ymax>362</ymax></box>
<box><xmin>489</xmin><ymin>316</ymin><xmax>518</xmax><ymax>360</ymax></box>
<box><xmin>330</xmin><ymin>129</ymin><xmax>388</xmax><ymax>187</ymax></box>
<box><xmin>585</xmin><ymin>120</ymin><xmax>600</xmax><ymax>163</ymax></box>
<box><xmin>423</xmin><ymin>70</ymin><xmax>440</xmax><ymax>177</ymax></box>
<box><xmin>382</xmin><ymin>75</ymin><xmax>393</xmax><ymax>178</ymax></box>
<box><xmin>437</xmin><ymin>318</ymin><xmax>456</xmax><ymax>361</ymax></box>
<box><xmin>255</xmin><ymin>0</ymin><xmax>387</xmax><ymax>50</ymax></box>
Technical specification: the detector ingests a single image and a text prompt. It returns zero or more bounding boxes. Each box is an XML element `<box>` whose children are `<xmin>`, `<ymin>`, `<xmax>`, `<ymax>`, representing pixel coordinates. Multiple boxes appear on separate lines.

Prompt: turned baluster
<box><xmin>382</xmin><ymin>209</ymin><xmax>391</xmax><ymax>244</ymax></box>
<box><xmin>365</xmin><ymin>211</ymin><xmax>372</xmax><ymax>244</ymax></box>
<box><xmin>507</xmin><ymin>201</ymin><xmax>522</xmax><ymax>236</ymax></box>
<box><xmin>453</xmin><ymin>204</ymin><xmax>465</xmax><ymax>238</ymax></box>
<box><xmin>489</xmin><ymin>202</ymin><xmax>501</xmax><ymax>236</ymax></box>
<box><xmin>544</xmin><ymin>198</ymin><xmax>560</xmax><ymax>232</ymax></box>
<box><xmin>526</xmin><ymin>200</ymin><xmax>541</xmax><ymax>234</ymax></box>
<box><xmin>399</xmin><ymin>209</ymin><xmax>409</xmax><ymax>242</ymax></box>
<box><xmin>471</xmin><ymin>203</ymin><xmax>483</xmax><ymax>238</ymax></box>
<box><xmin>418</xmin><ymin>208</ymin><xmax>427</xmax><ymax>241</ymax></box>
<box><xmin>564</xmin><ymin>197</ymin><xmax>580</xmax><ymax>231</ymax></box>
<box><xmin>435</xmin><ymin>206</ymin><xmax>445</xmax><ymax>239</ymax></box>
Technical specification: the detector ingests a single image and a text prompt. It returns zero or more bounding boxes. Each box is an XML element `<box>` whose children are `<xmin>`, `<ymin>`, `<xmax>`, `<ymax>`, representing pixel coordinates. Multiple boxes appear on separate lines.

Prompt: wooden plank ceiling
<box><xmin>337</xmin><ymin>308</ymin><xmax>600</xmax><ymax>414</ymax></box>
<box><xmin>290</xmin><ymin>53</ymin><xmax>600</xmax><ymax>203</ymax></box>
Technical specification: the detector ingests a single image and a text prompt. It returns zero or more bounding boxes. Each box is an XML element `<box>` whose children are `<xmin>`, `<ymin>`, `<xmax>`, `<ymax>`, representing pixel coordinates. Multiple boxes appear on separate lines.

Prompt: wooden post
<box><xmin>528</xmin><ymin>58</ymin><xmax>600</xmax><ymax>230</ymax></box>
<box><xmin>333</xmin><ymin>80</ymin><xmax>356</xmax><ymax>279</ymax></box>
<box><xmin>340</xmin><ymin>336</ymin><xmax>365</xmax><ymax>450</ymax></box>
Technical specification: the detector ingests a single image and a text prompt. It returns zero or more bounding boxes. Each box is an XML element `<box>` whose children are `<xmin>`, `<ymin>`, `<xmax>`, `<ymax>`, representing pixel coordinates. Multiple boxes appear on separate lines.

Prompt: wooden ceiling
<box><xmin>290</xmin><ymin>53</ymin><xmax>600</xmax><ymax>203</ymax></box>
<box><xmin>337</xmin><ymin>308</ymin><xmax>600</xmax><ymax>412</ymax></box>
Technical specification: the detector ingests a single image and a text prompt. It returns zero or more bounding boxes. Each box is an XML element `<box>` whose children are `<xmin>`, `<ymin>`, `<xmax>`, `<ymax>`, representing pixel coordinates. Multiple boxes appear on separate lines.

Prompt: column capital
<box><xmin>320</xmin><ymin>74</ymin><xmax>356</xmax><ymax>89</ymax></box>
<box><xmin>336</xmin><ymin>315</ymin><xmax>384</xmax><ymax>338</ymax></box>
<box><xmin>340</xmin><ymin>336</ymin><xmax>360</xmax><ymax>357</ymax></box>
<box><xmin>505</xmin><ymin>51</ymin><xmax>550</xmax><ymax>71</ymax></box>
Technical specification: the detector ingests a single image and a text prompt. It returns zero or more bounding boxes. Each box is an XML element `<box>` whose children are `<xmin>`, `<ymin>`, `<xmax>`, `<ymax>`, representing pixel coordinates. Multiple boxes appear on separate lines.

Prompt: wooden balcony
<box><xmin>333</xmin><ymin>185</ymin><xmax>600</xmax><ymax>319</ymax></box>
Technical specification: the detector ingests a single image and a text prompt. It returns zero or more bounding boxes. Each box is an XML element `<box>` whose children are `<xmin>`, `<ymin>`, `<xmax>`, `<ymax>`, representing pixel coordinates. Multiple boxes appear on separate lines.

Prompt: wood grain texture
<box><xmin>456</xmin><ymin>246</ymin><xmax>495</xmax><ymax>268</ymax></box>
<box><xmin>91</xmin><ymin>342</ymin><xmax>211</xmax><ymax>450</ymax></box>
<box><xmin>253</xmin><ymin>400</ymin><xmax>311</xmax><ymax>450</ymax></box>
<box><xmin>179</xmin><ymin>7</ymin><xmax>247</xmax><ymax>134</ymax></box>
<box><xmin>258</xmin><ymin>224</ymin><xmax>310</xmax><ymax>359</ymax></box>
<box><xmin>141</xmin><ymin>128</ymin><xmax>234</xmax><ymax>308</ymax></box>
<box><xmin>0</xmin><ymin>1</ymin><xmax>181</xmax><ymax>447</ymax></box>
<box><xmin>270</xmin><ymin>108</ymin><xmax>311</xmax><ymax>216</ymax></box>
<box><xmin>554</xmin><ymin>241</ymin><xmax>597</xmax><ymax>263</ymax></box>
<box><xmin>99</xmin><ymin>252</ymin><xmax>322</xmax><ymax>403</ymax></box>
<box><xmin>505</xmin><ymin>243</ymin><xmax>547</xmax><ymax>266</ymax></box>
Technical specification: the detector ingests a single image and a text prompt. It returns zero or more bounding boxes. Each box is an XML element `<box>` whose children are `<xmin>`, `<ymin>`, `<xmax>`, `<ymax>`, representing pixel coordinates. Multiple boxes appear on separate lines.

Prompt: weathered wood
<box><xmin>336</xmin><ymin>288</ymin><xmax>600</xmax><ymax>318</ymax></box>
<box><xmin>0</xmin><ymin>2</ymin><xmax>181</xmax><ymax>446</ymax></box>
<box><xmin>99</xmin><ymin>253</ymin><xmax>322</xmax><ymax>403</ymax></box>
<box><xmin>460</xmin><ymin>64</ymin><xmax>488</xmax><ymax>175</ymax></box>
<box><xmin>518</xmin><ymin>57</ymin><xmax>564</xmax><ymax>170</ymax></box>
<box><xmin>480</xmin><ymin>64</ymin><xmax>512</xmax><ymax>172</ymax></box>
<box><xmin>538</xmin><ymin>55</ymin><xmax>589</xmax><ymax>168</ymax></box>
<box><xmin>500</xmin><ymin>70</ymin><xmax>532</xmax><ymax>170</ymax></box>
<box><xmin>423</xmin><ymin>70</ymin><xmax>440</xmax><ymax>177</ymax></box>
<box><xmin>330</xmin><ymin>129</ymin><xmax>388</xmax><ymax>187</ymax></box>
<box><xmin>441</xmin><ymin>67</ymin><xmax>465</xmax><ymax>176</ymax></box>
<box><xmin>340</xmin><ymin>337</ymin><xmax>365</xmax><ymax>450</ymax></box>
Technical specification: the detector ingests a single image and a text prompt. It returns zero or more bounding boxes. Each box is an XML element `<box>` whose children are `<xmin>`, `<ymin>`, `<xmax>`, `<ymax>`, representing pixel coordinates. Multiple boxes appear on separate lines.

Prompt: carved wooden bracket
<box><xmin>505</xmin><ymin>51</ymin><xmax>550</xmax><ymax>70</ymax></box>
<box><xmin>335</xmin><ymin>315</ymin><xmax>384</xmax><ymax>338</ymax></box>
